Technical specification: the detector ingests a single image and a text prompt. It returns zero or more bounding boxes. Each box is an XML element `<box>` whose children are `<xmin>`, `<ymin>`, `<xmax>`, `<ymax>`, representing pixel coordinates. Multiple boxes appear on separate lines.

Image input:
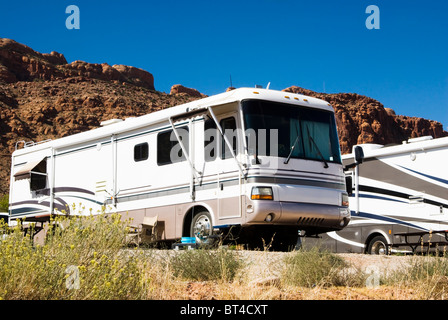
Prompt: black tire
<box><xmin>190</xmin><ymin>211</ymin><xmax>215</xmax><ymax>246</ymax></box>
<box><xmin>367</xmin><ymin>235</ymin><xmax>388</xmax><ymax>255</ymax></box>
<box><xmin>274</xmin><ymin>233</ymin><xmax>300</xmax><ymax>252</ymax></box>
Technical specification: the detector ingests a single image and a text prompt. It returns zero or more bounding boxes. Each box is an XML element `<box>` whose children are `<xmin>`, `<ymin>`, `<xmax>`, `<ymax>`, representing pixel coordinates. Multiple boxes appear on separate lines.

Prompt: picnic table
<box><xmin>391</xmin><ymin>230</ymin><xmax>448</xmax><ymax>253</ymax></box>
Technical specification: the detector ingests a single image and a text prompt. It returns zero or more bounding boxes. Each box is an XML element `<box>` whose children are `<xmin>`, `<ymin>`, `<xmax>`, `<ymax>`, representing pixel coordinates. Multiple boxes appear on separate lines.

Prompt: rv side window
<box><xmin>30</xmin><ymin>159</ymin><xmax>47</xmax><ymax>191</ymax></box>
<box><xmin>204</xmin><ymin>119</ymin><xmax>217</xmax><ymax>162</ymax></box>
<box><xmin>220</xmin><ymin>117</ymin><xmax>237</xmax><ymax>160</ymax></box>
<box><xmin>157</xmin><ymin>126</ymin><xmax>189</xmax><ymax>165</ymax></box>
<box><xmin>134</xmin><ymin>143</ymin><xmax>149</xmax><ymax>162</ymax></box>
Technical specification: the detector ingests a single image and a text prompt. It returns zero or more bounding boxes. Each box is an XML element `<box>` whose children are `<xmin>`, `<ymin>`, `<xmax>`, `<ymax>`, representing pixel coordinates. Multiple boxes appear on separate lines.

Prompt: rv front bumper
<box><xmin>245</xmin><ymin>200</ymin><xmax>351</xmax><ymax>234</ymax></box>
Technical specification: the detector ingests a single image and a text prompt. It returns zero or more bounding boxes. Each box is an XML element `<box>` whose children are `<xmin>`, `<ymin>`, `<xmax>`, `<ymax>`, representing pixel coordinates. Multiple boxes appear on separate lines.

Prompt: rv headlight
<box><xmin>251</xmin><ymin>186</ymin><xmax>273</xmax><ymax>200</ymax></box>
<box><xmin>341</xmin><ymin>192</ymin><xmax>349</xmax><ymax>207</ymax></box>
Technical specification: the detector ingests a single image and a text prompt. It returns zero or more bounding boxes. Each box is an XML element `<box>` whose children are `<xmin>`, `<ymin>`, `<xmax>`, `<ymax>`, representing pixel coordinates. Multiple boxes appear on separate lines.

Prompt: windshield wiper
<box><xmin>306</xmin><ymin>126</ymin><xmax>329</xmax><ymax>169</ymax></box>
<box><xmin>284</xmin><ymin>122</ymin><xmax>300</xmax><ymax>164</ymax></box>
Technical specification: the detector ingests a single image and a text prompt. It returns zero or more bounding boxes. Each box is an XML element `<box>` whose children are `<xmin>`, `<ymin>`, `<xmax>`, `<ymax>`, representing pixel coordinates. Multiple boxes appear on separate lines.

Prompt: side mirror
<box><xmin>354</xmin><ymin>146</ymin><xmax>364</xmax><ymax>164</ymax></box>
<box><xmin>345</xmin><ymin>175</ymin><xmax>353</xmax><ymax>196</ymax></box>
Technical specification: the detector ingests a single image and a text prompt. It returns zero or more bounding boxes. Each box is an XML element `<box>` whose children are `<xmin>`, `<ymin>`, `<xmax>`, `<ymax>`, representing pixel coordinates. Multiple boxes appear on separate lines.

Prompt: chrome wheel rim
<box><xmin>372</xmin><ymin>240</ymin><xmax>386</xmax><ymax>255</ymax></box>
<box><xmin>192</xmin><ymin>214</ymin><xmax>212</xmax><ymax>243</ymax></box>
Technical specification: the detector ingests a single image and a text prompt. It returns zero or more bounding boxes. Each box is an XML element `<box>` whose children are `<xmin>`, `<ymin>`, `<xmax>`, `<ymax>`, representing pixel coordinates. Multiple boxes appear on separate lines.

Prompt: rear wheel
<box><xmin>190</xmin><ymin>211</ymin><xmax>215</xmax><ymax>246</ymax></box>
<box><xmin>367</xmin><ymin>235</ymin><xmax>388</xmax><ymax>255</ymax></box>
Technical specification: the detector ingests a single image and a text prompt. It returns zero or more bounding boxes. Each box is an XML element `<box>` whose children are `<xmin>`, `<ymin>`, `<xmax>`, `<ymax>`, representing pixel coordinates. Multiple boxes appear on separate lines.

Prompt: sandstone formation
<box><xmin>170</xmin><ymin>84</ymin><xmax>206</xmax><ymax>98</ymax></box>
<box><xmin>0</xmin><ymin>38</ymin><xmax>155</xmax><ymax>90</ymax></box>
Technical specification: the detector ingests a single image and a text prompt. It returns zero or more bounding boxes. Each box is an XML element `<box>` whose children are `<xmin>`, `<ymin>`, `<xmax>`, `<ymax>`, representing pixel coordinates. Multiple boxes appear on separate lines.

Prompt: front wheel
<box><xmin>190</xmin><ymin>211</ymin><xmax>215</xmax><ymax>246</ymax></box>
<box><xmin>367</xmin><ymin>235</ymin><xmax>388</xmax><ymax>255</ymax></box>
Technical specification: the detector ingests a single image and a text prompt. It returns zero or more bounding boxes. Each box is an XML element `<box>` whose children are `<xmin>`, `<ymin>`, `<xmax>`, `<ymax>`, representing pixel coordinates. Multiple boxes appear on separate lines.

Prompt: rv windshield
<box><xmin>242</xmin><ymin>99</ymin><xmax>342</xmax><ymax>164</ymax></box>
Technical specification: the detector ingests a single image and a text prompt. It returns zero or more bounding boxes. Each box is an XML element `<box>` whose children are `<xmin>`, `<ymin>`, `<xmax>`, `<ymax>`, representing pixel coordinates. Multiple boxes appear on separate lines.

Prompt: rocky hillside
<box><xmin>0</xmin><ymin>38</ymin><xmax>446</xmax><ymax>196</ymax></box>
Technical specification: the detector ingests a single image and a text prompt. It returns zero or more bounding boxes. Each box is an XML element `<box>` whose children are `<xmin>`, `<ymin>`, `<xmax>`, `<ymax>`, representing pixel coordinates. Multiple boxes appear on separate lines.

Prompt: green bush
<box><xmin>383</xmin><ymin>255</ymin><xmax>448</xmax><ymax>299</ymax></box>
<box><xmin>282</xmin><ymin>246</ymin><xmax>363</xmax><ymax>288</ymax></box>
<box><xmin>170</xmin><ymin>248</ymin><xmax>243</xmax><ymax>282</ymax></box>
<box><xmin>0</xmin><ymin>194</ymin><xmax>8</xmax><ymax>213</ymax></box>
<box><xmin>0</xmin><ymin>214</ymin><xmax>149</xmax><ymax>300</ymax></box>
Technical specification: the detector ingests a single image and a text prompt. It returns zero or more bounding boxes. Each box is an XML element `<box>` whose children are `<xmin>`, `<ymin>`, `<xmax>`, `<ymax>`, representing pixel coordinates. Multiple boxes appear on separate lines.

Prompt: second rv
<box><xmin>306</xmin><ymin>136</ymin><xmax>448</xmax><ymax>254</ymax></box>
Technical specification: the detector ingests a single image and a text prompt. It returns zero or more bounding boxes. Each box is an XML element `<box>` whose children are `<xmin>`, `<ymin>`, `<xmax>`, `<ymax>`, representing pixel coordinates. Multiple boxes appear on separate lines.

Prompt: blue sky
<box><xmin>1</xmin><ymin>0</ymin><xmax>447</xmax><ymax>128</ymax></box>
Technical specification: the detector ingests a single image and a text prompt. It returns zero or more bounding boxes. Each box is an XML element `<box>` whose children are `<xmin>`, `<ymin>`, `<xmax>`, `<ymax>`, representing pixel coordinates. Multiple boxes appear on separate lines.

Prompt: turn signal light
<box><xmin>342</xmin><ymin>192</ymin><xmax>349</xmax><ymax>207</ymax></box>
<box><xmin>251</xmin><ymin>194</ymin><xmax>273</xmax><ymax>200</ymax></box>
<box><xmin>251</xmin><ymin>187</ymin><xmax>273</xmax><ymax>200</ymax></box>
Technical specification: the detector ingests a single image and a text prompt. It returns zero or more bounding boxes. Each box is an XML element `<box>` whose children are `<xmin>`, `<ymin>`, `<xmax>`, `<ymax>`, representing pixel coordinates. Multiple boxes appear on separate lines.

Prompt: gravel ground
<box><xmin>145</xmin><ymin>249</ymin><xmax>413</xmax><ymax>273</ymax></box>
<box><xmin>236</xmin><ymin>251</ymin><xmax>287</xmax><ymax>284</ymax></box>
<box><xmin>134</xmin><ymin>249</ymin><xmax>426</xmax><ymax>299</ymax></box>
<box><xmin>138</xmin><ymin>248</ymin><xmax>416</xmax><ymax>285</ymax></box>
<box><xmin>234</xmin><ymin>251</ymin><xmax>415</xmax><ymax>284</ymax></box>
<box><xmin>338</xmin><ymin>253</ymin><xmax>413</xmax><ymax>274</ymax></box>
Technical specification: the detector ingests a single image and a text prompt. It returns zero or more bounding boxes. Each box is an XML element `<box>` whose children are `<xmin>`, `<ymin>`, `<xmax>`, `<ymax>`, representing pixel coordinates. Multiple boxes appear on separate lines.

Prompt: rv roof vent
<box><xmin>407</xmin><ymin>136</ymin><xmax>433</xmax><ymax>144</ymax></box>
<box><xmin>100</xmin><ymin>119</ymin><xmax>123</xmax><ymax>127</ymax></box>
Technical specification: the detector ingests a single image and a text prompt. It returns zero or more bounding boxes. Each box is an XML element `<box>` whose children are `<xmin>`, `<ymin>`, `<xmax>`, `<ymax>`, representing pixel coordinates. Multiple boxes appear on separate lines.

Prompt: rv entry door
<box><xmin>216</xmin><ymin>112</ymin><xmax>243</xmax><ymax>219</ymax></box>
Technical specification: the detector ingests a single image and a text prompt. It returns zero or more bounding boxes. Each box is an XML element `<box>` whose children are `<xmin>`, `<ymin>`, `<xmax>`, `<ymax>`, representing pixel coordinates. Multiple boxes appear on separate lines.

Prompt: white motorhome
<box><xmin>305</xmin><ymin>136</ymin><xmax>448</xmax><ymax>254</ymax></box>
<box><xmin>9</xmin><ymin>88</ymin><xmax>350</xmax><ymax>249</ymax></box>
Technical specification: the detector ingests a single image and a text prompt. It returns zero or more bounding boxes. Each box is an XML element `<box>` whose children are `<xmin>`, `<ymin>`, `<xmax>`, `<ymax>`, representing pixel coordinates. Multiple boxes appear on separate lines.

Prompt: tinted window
<box><xmin>134</xmin><ymin>143</ymin><xmax>149</xmax><ymax>162</ymax></box>
<box><xmin>242</xmin><ymin>100</ymin><xmax>341</xmax><ymax>164</ymax></box>
<box><xmin>30</xmin><ymin>159</ymin><xmax>47</xmax><ymax>191</ymax></box>
<box><xmin>204</xmin><ymin>119</ymin><xmax>217</xmax><ymax>162</ymax></box>
<box><xmin>157</xmin><ymin>126</ymin><xmax>189</xmax><ymax>165</ymax></box>
<box><xmin>220</xmin><ymin>117</ymin><xmax>237</xmax><ymax>160</ymax></box>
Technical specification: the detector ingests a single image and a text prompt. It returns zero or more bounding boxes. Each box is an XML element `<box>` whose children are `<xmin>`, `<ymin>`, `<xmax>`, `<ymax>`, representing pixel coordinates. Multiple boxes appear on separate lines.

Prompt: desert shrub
<box><xmin>384</xmin><ymin>255</ymin><xmax>448</xmax><ymax>299</ymax></box>
<box><xmin>282</xmin><ymin>246</ymin><xmax>364</xmax><ymax>288</ymax></box>
<box><xmin>0</xmin><ymin>214</ymin><xmax>149</xmax><ymax>300</ymax></box>
<box><xmin>0</xmin><ymin>194</ymin><xmax>8</xmax><ymax>212</ymax></box>
<box><xmin>170</xmin><ymin>248</ymin><xmax>243</xmax><ymax>282</ymax></box>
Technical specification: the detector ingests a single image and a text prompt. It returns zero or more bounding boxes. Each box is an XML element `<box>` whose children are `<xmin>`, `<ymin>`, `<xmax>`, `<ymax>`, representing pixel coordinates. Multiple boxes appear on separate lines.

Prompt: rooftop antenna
<box><xmin>266</xmin><ymin>82</ymin><xmax>271</xmax><ymax>90</ymax></box>
<box><xmin>229</xmin><ymin>74</ymin><xmax>233</xmax><ymax>88</ymax></box>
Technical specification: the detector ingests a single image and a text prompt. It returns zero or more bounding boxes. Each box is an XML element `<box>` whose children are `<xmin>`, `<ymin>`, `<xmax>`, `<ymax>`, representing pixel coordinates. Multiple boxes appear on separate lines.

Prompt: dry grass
<box><xmin>2</xmin><ymin>215</ymin><xmax>448</xmax><ymax>300</ymax></box>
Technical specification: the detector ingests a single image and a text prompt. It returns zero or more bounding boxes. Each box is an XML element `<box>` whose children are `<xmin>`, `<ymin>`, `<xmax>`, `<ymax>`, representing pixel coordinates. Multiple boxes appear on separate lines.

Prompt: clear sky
<box><xmin>1</xmin><ymin>0</ymin><xmax>447</xmax><ymax>128</ymax></box>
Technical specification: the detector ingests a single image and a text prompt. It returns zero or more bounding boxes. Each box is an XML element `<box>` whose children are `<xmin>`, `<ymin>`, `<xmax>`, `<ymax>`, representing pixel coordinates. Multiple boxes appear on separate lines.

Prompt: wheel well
<box><xmin>364</xmin><ymin>232</ymin><xmax>387</xmax><ymax>253</ymax></box>
<box><xmin>182</xmin><ymin>205</ymin><xmax>209</xmax><ymax>237</ymax></box>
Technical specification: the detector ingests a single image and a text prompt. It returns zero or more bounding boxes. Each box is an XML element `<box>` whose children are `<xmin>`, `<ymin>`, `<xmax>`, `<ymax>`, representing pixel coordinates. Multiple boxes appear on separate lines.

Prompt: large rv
<box><xmin>305</xmin><ymin>136</ymin><xmax>448</xmax><ymax>254</ymax></box>
<box><xmin>9</xmin><ymin>88</ymin><xmax>350</xmax><ymax>249</ymax></box>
